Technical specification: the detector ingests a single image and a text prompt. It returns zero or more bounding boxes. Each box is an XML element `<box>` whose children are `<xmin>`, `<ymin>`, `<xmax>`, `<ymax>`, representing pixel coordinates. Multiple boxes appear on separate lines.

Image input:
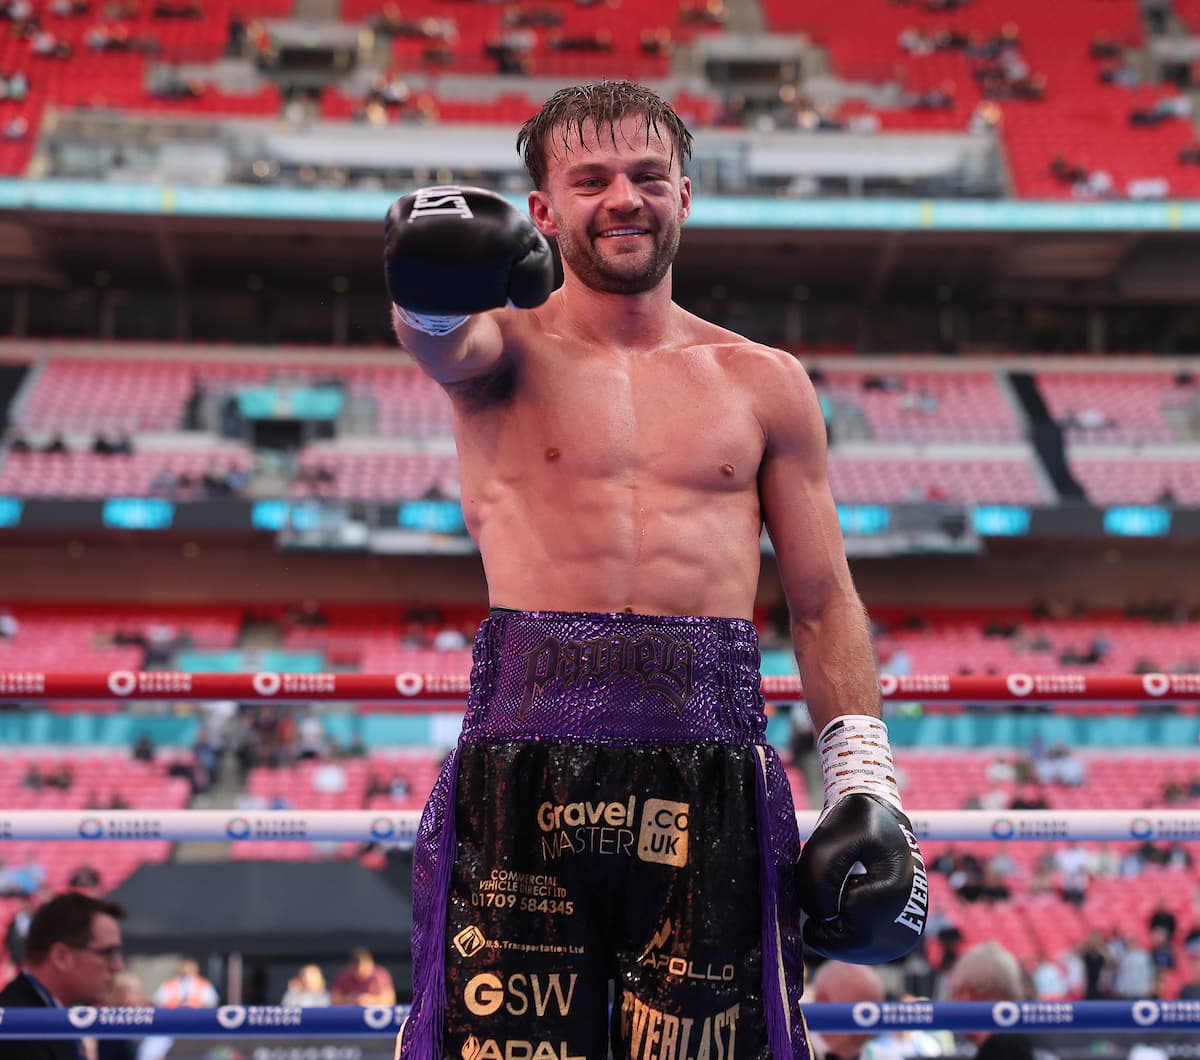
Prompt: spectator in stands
<box><xmin>330</xmin><ymin>947</ymin><xmax>395</xmax><ymax>1006</ymax></box>
<box><xmin>1089</xmin><ymin>33</ymin><xmax>1121</xmax><ymax>60</ymax></box>
<box><xmin>0</xmin><ymin>892</ymin><xmax>127</xmax><ymax>1052</ymax></box>
<box><xmin>1098</xmin><ymin>60</ymin><xmax>1139</xmax><ymax>88</ymax></box>
<box><xmin>313</xmin><ymin>757</ymin><xmax>348</xmax><ymax>794</ymax></box>
<box><xmin>68</xmin><ymin>864</ymin><xmax>103</xmax><ymax>895</ymax></box>
<box><xmin>639</xmin><ymin>27</ymin><xmax>673</xmax><ymax>57</ymax></box>
<box><xmin>4</xmin><ymin>891</ymin><xmax>40</xmax><ymax>965</ymax></box>
<box><xmin>1034</xmin><ymin>743</ymin><xmax>1086</xmax><ymax>785</ymax></box>
<box><xmin>1079</xmin><ymin>930</ymin><xmax>1113</xmax><ymax>999</ymax></box>
<box><xmin>1112</xmin><ymin>932</ymin><xmax>1156</xmax><ymax>999</ymax></box>
<box><xmin>1009</xmin><ymin>783</ymin><xmax>1050</xmax><ymax>810</ymax></box>
<box><xmin>0</xmin><ymin>70</ymin><xmax>28</xmax><ymax>102</ymax></box>
<box><xmin>44</xmin><ymin>763</ymin><xmax>73</xmax><ymax>790</ymax></box>
<box><xmin>802</xmin><ymin>960</ymin><xmax>891</xmax><ymax>1060</ymax></box>
<box><xmin>1054</xmin><ymin>843</ymin><xmax>1090</xmax><ymax>905</ymax></box>
<box><xmin>30</xmin><ymin>28</ymin><xmax>72</xmax><ymax>56</ymax></box>
<box><xmin>898</xmin><ymin>27</ymin><xmax>934</xmax><ymax>55</ymax></box>
<box><xmin>1</xmin><ymin>857</ymin><xmax>47</xmax><ymax>899</ymax></box>
<box><xmin>153</xmin><ymin>957</ymin><xmax>218</xmax><ymax>1008</ymax></box>
<box><xmin>1147</xmin><ymin>893</ymin><xmax>1176</xmax><ymax>945</ymax></box>
<box><xmin>678</xmin><ymin>0</ymin><xmax>726</xmax><ymax>25</ymax></box>
<box><xmin>132</xmin><ymin>733</ymin><xmax>155</xmax><ymax>763</ymax></box>
<box><xmin>945</xmin><ymin>941</ymin><xmax>1059</xmax><ymax>1059</ymax></box>
<box><xmin>282</xmin><ymin>963</ymin><xmax>330</xmax><ymax>1007</ymax></box>
<box><xmin>1149</xmin><ymin>924</ymin><xmax>1176</xmax><ymax>976</ymax></box>
<box><xmin>1028</xmin><ymin>949</ymin><xmax>1070</xmax><ymax>1000</ymax></box>
<box><xmin>99</xmin><ymin>970</ymin><xmax>168</xmax><ymax>1060</ymax></box>
<box><xmin>296</xmin><ymin>708</ymin><xmax>325</xmax><ymax>760</ymax></box>
<box><xmin>979</xmin><ymin>865</ymin><xmax>1012</xmax><ymax>905</ymax></box>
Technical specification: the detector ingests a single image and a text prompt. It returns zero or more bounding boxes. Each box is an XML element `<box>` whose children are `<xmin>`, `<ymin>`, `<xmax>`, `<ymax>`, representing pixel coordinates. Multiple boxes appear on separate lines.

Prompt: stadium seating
<box><xmin>827</xmin><ymin>454</ymin><xmax>1047</xmax><ymax>503</ymax></box>
<box><xmin>0</xmin><ymin>603</ymin><xmax>241</xmax><ymax>671</ymax></box>
<box><xmin>758</xmin><ymin>0</ymin><xmax>1200</xmax><ymax>199</ymax></box>
<box><xmin>0</xmin><ymin>749</ymin><xmax>190</xmax><ymax>893</ymax></box>
<box><xmin>1037</xmin><ymin>369</ymin><xmax>1195</xmax><ymax>444</ymax></box>
<box><xmin>900</xmin><ymin>747</ymin><xmax>1200</xmax><ymax>997</ymax></box>
<box><xmin>818</xmin><ymin>369</ymin><xmax>1023</xmax><ymax>443</ymax></box>
<box><xmin>1069</xmin><ymin>454</ymin><xmax>1200</xmax><ymax>504</ymax></box>
<box><xmin>0</xmin><ymin>446</ymin><xmax>254</xmax><ymax>498</ymax></box>
<box><xmin>873</xmin><ymin>610</ymin><xmax>1200</xmax><ymax>676</ymax></box>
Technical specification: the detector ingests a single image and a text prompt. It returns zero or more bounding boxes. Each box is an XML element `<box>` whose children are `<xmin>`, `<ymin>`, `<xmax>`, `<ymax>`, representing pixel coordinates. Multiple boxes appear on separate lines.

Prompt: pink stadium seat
<box><xmin>1038</xmin><ymin>370</ymin><xmax>1190</xmax><ymax>443</ymax></box>
<box><xmin>827</xmin><ymin>455</ymin><xmax>1046</xmax><ymax>504</ymax></box>
<box><xmin>819</xmin><ymin>369</ymin><xmax>1023</xmax><ymax>442</ymax></box>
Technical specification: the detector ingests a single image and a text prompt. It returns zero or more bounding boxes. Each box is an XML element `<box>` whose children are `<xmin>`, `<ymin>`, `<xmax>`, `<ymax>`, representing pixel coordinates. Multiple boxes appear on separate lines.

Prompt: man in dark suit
<box><xmin>0</xmin><ymin>891</ymin><xmax>127</xmax><ymax>1060</ymax></box>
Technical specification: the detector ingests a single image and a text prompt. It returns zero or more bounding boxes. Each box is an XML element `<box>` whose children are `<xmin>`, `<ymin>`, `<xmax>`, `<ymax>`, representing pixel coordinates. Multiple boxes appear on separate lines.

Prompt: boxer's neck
<box><xmin>555</xmin><ymin>272</ymin><xmax>680</xmax><ymax>351</ymax></box>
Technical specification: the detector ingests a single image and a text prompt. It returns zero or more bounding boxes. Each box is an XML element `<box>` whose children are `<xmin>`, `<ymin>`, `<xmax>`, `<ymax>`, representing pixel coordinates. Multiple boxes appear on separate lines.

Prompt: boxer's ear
<box><xmin>528</xmin><ymin>190</ymin><xmax>557</xmax><ymax>237</ymax></box>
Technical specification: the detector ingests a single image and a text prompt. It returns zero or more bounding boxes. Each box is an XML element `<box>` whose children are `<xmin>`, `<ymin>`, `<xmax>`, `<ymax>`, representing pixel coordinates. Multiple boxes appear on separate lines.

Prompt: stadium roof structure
<box><xmin>1</xmin><ymin>179</ymin><xmax>1198</xmax><ymax>305</ymax></box>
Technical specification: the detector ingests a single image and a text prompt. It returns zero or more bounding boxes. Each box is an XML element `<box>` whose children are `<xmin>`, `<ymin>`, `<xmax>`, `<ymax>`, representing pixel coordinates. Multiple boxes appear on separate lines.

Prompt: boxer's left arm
<box><xmin>756</xmin><ymin>350</ymin><xmax>927</xmax><ymax>964</ymax></box>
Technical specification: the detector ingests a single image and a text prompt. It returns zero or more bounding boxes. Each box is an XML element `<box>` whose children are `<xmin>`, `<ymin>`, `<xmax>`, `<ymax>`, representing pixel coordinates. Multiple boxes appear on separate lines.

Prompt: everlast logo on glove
<box><xmin>893</xmin><ymin>825</ymin><xmax>928</xmax><ymax>935</ymax></box>
<box><xmin>797</xmin><ymin>792</ymin><xmax>929</xmax><ymax>964</ymax></box>
<box><xmin>407</xmin><ymin>186</ymin><xmax>475</xmax><ymax>221</ymax></box>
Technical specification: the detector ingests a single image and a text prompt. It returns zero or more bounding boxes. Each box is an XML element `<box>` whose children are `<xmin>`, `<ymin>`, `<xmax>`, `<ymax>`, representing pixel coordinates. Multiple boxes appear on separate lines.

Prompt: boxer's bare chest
<box><xmin>453</xmin><ymin>337</ymin><xmax>765</xmax><ymax>497</ymax></box>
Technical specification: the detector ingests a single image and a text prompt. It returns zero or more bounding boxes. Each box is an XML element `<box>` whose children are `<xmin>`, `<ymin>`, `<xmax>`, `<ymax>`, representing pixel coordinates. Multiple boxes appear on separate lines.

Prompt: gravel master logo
<box><xmin>226</xmin><ymin>818</ymin><xmax>252</xmax><ymax>840</ymax></box>
<box><xmin>636</xmin><ymin>799</ymin><xmax>689</xmax><ymax>868</ymax></box>
<box><xmin>78</xmin><ymin>818</ymin><xmax>104</xmax><ymax>839</ymax></box>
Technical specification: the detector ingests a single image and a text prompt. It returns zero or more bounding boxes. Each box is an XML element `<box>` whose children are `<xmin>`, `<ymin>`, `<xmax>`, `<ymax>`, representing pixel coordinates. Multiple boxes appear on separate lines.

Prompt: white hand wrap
<box><xmin>817</xmin><ymin>715</ymin><xmax>903</xmax><ymax>815</ymax></box>
<box><xmin>393</xmin><ymin>305</ymin><xmax>470</xmax><ymax>337</ymax></box>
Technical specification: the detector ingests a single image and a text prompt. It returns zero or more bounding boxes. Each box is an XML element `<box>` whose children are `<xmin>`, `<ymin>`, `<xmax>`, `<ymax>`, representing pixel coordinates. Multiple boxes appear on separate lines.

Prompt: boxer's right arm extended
<box><xmin>384</xmin><ymin>185</ymin><xmax>555</xmax><ymax>383</ymax></box>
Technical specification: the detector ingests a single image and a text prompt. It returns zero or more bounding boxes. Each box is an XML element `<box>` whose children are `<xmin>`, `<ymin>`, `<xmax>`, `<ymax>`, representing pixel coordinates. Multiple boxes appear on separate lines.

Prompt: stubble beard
<box><xmin>557</xmin><ymin>220</ymin><xmax>681</xmax><ymax>295</ymax></box>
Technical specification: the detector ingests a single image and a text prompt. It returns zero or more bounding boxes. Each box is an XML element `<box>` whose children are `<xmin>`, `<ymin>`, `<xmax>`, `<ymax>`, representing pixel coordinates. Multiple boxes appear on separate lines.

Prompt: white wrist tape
<box><xmin>393</xmin><ymin>305</ymin><xmax>470</xmax><ymax>337</ymax></box>
<box><xmin>817</xmin><ymin>715</ymin><xmax>904</xmax><ymax>814</ymax></box>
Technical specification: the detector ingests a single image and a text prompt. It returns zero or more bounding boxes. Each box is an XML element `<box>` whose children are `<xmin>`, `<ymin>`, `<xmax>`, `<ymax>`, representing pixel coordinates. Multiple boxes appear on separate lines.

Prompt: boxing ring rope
<box><xmin>3</xmin><ymin>671</ymin><xmax>1199</xmax><ymax>1041</ymax></box>
<box><xmin>2</xmin><ymin>1000</ymin><xmax>1198</xmax><ymax>1037</ymax></box>
<box><xmin>2</xmin><ymin>808</ymin><xmax>1199</xmax><ymax>842</ymax></box>
<box><xmin>2</xmin><ymin>670</ymin><xmax>1199</xmax><ymax>703</ymax></box>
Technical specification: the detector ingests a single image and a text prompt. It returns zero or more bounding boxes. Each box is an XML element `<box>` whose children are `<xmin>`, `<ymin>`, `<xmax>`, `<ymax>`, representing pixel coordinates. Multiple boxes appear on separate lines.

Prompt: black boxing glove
<box><xmin>384</xmin><ymin>184</ymin><xmax>554</xmax><ymax>336</ymax></box>
<box><xmin>796</xmin><ymin>716</ymin><xmax>928</xmax><ymax>964</ymax></box>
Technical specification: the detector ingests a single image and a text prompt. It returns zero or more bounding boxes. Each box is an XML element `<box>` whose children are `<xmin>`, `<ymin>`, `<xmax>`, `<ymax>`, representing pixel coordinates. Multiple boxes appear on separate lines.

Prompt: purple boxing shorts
<box><xmin>398</xmin><ymin>609</ymin><xmax>809</xmax><ymax>1060</ymax></box>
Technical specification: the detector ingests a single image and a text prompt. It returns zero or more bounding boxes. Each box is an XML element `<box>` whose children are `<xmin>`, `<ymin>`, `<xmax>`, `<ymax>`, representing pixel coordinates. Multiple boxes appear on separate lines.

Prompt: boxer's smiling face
<box><xmin>529</xmin><ymin>114</ymin><xmax>691</xmax><ymax>295</ymax></box>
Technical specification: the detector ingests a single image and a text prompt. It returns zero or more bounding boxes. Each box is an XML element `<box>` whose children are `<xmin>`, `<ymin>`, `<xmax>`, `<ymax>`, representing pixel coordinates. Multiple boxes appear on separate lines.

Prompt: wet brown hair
<box><xmin>517</xmin><ymin>79</ymin><xmax>694</xmax><ymax>189</ymax></box>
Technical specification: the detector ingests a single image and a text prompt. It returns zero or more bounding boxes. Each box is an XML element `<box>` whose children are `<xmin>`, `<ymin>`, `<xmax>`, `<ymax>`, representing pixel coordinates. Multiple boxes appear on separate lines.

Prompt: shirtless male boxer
<box><xmin>384</xmin><ymin>80</ymin><xmax>927</xmax><ymax>1060</ymax></box>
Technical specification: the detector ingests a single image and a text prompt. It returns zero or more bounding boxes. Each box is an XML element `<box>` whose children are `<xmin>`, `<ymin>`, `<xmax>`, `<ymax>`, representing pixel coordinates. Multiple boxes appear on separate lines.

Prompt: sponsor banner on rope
<box><xmin>225</xmin><ymin>816</ymin><xmax>309</xmax><ymax>840</ymax></box>
<box><xmin>0</xmin><ymin>671</ymin><xmax>45</xmax><ymax>696</ymax></box>
<box><xmin>1128</xmin><ymin>816</ymin><xmax>1200</xmax><ymax>841</ymax></box>
<box><xmin>77</xmin><ymin>816</ymin><xmax>164</xmax><ymax>839</ymax></box>
<box><xmin>850</xmin><ymin>1001</ymin><xmax>937</xmax><ymax>1028</ymax></box>
<box><xmin>106</xmin><ymin>670</ymin><xmax>194</xmax><ymax>696</ymax></box>
<box><xmin>990</xmin><ymin>1002</ymin><xmax>1074</xmax><ymax>1028</ymax></box>
<box><xmin>1003</xmin><ymin>674</ymin><xmax>1087</xmax><ymax>698</ymax></box>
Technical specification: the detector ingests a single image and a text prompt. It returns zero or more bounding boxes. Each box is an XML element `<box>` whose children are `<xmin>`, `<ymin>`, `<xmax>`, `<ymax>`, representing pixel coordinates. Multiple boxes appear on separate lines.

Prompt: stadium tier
<box><xmin>5</xmin><ymin>349</ymin><xmax>1197</xmax><ymax>505</ymax></box>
